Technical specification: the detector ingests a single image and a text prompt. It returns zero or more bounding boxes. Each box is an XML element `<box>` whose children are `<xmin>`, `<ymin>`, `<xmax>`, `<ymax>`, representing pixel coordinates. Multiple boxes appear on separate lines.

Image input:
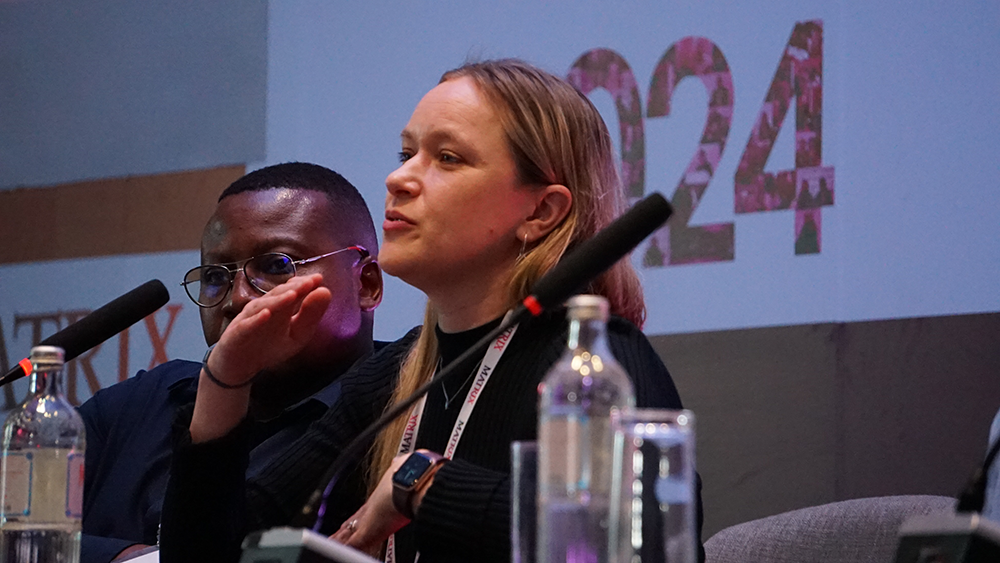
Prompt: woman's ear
<box><xmin>522</xmin><ymin>184</ymin><xmax>572</xmax><ymax>243</ymax></box>
<box><xmin>357</xmin><ymin>258</ymin><xmax>384</xmax><ymax>311</ymax></box>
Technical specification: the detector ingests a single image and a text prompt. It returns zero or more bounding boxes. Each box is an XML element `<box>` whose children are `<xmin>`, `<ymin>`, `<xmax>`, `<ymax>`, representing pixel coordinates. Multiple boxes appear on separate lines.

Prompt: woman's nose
<box><xmin>385</xmin><ymin>157</ymin><xmax>421</xmax><ymax>198</ymax></box>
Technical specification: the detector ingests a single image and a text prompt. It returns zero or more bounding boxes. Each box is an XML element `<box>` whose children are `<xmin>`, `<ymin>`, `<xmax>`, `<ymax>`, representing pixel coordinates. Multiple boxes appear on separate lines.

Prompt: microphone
<box><xmin>521</xmin><ymin>191</ymin><xmax>673</xmax><ymax>315</ymax></box>
<box><xmin>893</xmin><ymin>512</ymin><xmax>1000</xmax><ymax>562</ymax></box>
<box><xmin>892</xmin><ymin>436</ymin><xmax>1000</xmax><ymax>562</ymax></box>
<box><xmin>241</xmin><ymin>528</ymin><xmax>381</xmax><ymax>563</ymax></box>
<box><xmin>957</xmin><ymin>436</ymin><xmax>1000</xmax><ymax>513</ymax></box>
<box><xmin>290</xmin><ymin>192</ymin><xmax>673</xmax><ymax>533</ymax></box>
<box><xmin>0</xmin><ymin>280</ymin><xmax>171</xmax><ymax>387</ymax></box>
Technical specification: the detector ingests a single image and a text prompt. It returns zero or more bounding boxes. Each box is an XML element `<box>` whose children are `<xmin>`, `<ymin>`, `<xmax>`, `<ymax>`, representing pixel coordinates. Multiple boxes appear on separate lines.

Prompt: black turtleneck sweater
<box><xmin>159</xmin><ymin>310</ymin><xmax>697</xmax><ymax>563</ymax></box>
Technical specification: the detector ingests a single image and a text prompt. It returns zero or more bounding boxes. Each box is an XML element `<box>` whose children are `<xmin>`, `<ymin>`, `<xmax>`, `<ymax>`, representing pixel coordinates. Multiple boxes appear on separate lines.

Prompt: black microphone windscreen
<box><xmin>39</xmin><ymin>279</ymin><xmax>170</xmax><ymax>361</ymax></box>
<box><xmin>528</xmin><ymin>193</ymin><xmax>672</xmax><ymax>310</ymax></box>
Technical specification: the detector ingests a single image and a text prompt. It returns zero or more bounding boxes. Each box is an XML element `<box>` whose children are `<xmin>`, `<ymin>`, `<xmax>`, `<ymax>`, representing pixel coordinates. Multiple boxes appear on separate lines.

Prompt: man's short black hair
<box><xmin>219</xmin><ymin>162</ymin><xmax>377</xmax><ymax>251</ymax></box>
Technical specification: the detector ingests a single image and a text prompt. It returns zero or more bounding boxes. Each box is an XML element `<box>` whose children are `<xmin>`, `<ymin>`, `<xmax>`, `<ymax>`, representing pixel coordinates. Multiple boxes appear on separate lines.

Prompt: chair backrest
<box><xmin>705</xmin><ymin>495</ymin><xmax>956</xmax><ymax>563</ymax></box>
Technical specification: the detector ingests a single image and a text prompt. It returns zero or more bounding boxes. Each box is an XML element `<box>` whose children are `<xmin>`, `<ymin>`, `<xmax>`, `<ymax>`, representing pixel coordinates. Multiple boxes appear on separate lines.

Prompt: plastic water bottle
<box><xmin>0</xmin><ymin>346</ymin><xmax>85</xmax><ymax>563</ymax></box>
<box><xmin>538</xmin><ymin>295</ymin><xmax>635</xmax><ymax>563</ymax></box>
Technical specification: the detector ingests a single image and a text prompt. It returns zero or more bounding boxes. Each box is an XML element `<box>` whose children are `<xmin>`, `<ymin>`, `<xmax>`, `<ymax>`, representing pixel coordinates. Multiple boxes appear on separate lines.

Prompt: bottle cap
<box><xmin>566</xmin><ymin>294</ymin><xmax>609</xmax><ymax>321</ymax></box>
<box><xmin>30</xmin><ymin>345</ymin><xmax>65</xmax><ymax>371</ymax></box>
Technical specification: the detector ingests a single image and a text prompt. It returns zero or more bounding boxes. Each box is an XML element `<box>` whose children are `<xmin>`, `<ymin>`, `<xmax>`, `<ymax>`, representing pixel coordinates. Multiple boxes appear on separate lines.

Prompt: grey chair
<box><xmin>705</xmin><ymin>495</ymin><xmax>956</xmax><ymax>563</ymax></box>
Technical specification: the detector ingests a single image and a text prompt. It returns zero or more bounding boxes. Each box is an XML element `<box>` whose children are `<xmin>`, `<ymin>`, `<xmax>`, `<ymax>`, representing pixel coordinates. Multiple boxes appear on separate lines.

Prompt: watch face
<box><xmin>393</xmin><ymin>452</ymin><xmax>434</xmax><ymax>488</ymax></box>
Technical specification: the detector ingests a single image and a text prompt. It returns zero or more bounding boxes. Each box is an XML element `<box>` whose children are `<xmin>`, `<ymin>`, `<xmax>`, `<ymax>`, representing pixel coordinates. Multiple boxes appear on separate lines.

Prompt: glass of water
<box><xmin>610</xmin><ymin>409</ymin><xmax>696</xmax><ymax>563</ymax></box>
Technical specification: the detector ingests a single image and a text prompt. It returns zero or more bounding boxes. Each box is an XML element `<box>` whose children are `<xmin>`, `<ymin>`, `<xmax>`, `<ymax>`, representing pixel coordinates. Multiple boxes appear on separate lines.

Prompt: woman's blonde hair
<box><xmin>369</xmin><ymin>59</ymin><xmax>646</xmax><ymax>486</ymax></box>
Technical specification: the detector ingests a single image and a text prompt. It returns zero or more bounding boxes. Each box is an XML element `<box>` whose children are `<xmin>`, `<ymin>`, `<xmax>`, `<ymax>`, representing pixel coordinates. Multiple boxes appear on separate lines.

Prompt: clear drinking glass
<box><xmin>611</xmin><ymin>409</ymin><xmax>696</xmax><ymax>563</ymax></box>
<box><xmin>511</xmin><ymin>440</ymin><xmax>537</xmax><ymax>563</ymax></box>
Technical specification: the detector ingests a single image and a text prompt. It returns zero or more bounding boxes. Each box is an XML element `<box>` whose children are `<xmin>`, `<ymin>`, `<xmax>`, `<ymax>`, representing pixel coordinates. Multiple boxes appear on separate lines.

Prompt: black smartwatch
<box><xmin>391</xmin><ymin>450</ymin><xmax>446</xmax><ymax>519</ymax></box>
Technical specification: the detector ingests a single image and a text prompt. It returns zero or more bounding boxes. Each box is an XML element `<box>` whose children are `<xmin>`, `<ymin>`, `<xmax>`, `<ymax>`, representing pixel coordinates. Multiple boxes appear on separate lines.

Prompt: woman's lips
<box><xmin>383</xmin><ymin>209</ymin><xmax>415</xmax><ymax>232</ymax></box>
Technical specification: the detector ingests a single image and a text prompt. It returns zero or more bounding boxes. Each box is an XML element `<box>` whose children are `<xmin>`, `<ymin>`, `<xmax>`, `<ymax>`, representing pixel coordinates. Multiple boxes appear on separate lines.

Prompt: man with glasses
<box><xmin>78</xmin><ymin>163</ymin><xmax>384</xmax><ymax>563</ymax></box>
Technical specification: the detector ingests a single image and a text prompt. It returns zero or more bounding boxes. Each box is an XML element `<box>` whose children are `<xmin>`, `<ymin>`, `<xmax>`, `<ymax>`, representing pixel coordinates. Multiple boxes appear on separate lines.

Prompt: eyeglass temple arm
<box><xmin>295</xmin><ymin>245</ymin><xmax>369</xmax><ymax>266</ymax></box>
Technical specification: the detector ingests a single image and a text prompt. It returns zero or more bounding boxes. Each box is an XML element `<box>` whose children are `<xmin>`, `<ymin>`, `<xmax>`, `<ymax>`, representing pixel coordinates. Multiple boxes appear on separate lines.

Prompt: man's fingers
<box><xmin>236</xmin><ymin>274</ymin><xmax>322</xmax><ymax>319</ymax></box>
<box><xmin>288</xmin><ymin>287</ymin><xmax>332</xmax><ymax>340</ymax></box>
<box><xmin>233</xmin><ymin>284</ymin><xmax>298</xmax><ymax>323</ymax></box>
<box><xmin>236</xmin><ymin>276</ymin><xmax>318</xmax><ymax>330</ymax></box>
<box><xmin>206</xmin><ymin>273</ymin><xmax>329</xmax><ymax>382</ymax></box>
<box><xmin>217</xmin><ymin>307</ymin><xmax>272</xmax><ymax>348</ymax></box>
<box><xmin>265</xmin><ymin>273</ymin><xmax>323</xmax><ymax>297</ymax></box>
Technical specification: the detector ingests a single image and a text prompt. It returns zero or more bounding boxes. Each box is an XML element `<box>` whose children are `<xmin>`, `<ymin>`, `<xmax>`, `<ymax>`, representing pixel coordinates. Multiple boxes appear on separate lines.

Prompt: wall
<box><xmin>0</xmin><ymin>0</ymin><xmax>265</xmax><ymax>406</ymax></box>
<box><xmin>655</xmin><ymin>312</ymin><xmax>1000</xmax><ymax>536</ymax></box>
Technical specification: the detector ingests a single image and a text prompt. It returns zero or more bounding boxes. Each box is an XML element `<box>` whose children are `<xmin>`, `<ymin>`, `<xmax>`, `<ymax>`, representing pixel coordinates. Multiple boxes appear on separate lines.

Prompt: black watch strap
<box><xmin>392</xmin><ymin>484</ymin><xmax>415</xmax><ymax>520</ymax></box>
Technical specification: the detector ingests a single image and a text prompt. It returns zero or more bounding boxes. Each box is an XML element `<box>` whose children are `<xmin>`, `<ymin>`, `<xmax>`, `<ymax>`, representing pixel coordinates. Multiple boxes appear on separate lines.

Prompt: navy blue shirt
<box><xmin>78</xmin><ymin>358</ymin><xmax>351</xmax><ymax>563</ymax></box>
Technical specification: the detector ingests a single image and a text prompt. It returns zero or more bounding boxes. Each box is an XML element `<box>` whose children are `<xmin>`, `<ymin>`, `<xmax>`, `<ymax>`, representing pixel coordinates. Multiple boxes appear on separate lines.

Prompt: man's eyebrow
<box><xmin>203</xmin><ymin>238</ymin><xmax>313</xmax><ymax>263</ymax></box>
<box><xmin>253</xmin><ymin>235</ymin><xmax>305</xmax><ymax>247</ymax></box>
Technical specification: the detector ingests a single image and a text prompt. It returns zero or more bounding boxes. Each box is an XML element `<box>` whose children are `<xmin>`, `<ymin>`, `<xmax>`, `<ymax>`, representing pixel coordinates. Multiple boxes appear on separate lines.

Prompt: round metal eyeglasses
<box><xmin>180</xmin><ymin>245</ymin><xmax>368</xmax><ymax>308</ymax></box>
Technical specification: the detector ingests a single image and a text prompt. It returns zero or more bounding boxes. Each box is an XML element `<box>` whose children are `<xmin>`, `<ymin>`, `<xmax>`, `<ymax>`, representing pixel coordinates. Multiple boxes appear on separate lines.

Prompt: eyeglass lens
<box><xmin>183</xmin><ymin>253</ymin><xmax>297</xmax><ymax>307</ymax></box>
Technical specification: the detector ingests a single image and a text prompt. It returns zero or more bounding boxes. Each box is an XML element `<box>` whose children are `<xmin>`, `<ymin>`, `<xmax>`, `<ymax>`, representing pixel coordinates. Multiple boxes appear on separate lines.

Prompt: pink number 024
<box><xmin>567</xmin><ymin>19</ymin><xmax>834</xmax><ymax>265</ymax></box>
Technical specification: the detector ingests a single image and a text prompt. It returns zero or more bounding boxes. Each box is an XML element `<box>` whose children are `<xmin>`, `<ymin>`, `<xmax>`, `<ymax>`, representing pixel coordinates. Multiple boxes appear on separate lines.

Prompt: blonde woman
<box><xmin>161</xmin><ymin>59</ymin><xmax>699</xmax><ymax>563</ymax></box>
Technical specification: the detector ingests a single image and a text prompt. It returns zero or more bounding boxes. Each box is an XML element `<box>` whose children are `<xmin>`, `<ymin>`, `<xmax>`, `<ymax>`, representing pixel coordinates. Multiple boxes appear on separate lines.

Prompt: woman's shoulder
<box><xmin>520</xmin><ymin>308</ymin><xmax>649</xmax><ymax>345</ymax></box>
<box><xmin>607</xmin><ymin>314</ymin><xmax>647</xmax><ymax>337</ymax></box>
<box><xmin>608</xmin><ymin>318</ymin><xmax>684</xmax><ymax>410</ymax></box>
<box><xmin>519</xmin><ymin>309</ymin><xmax>656</xmax><ymax>364</ymax></box>
<box><xmin>605</xmin><ymin>315</ymin><xmax>661</xmax><ymax>366</ymax></box>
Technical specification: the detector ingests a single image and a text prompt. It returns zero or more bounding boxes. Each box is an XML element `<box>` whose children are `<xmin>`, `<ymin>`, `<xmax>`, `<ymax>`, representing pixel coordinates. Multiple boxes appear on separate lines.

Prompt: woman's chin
<box><xmin>377</xmin><ymin>251</ymin><xmax>420</xmax><ymax>284</ymax></box>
